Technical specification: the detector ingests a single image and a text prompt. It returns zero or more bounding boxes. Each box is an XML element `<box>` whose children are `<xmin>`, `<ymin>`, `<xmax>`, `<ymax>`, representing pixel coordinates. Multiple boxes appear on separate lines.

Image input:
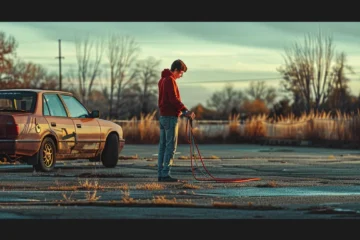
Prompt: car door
<box><xmin>43</xmin><ymin>93</ymin><xmax>76</xmax><ymax>154</ymax></box>
<box><xmin>59</xmin><ymin>94</ymin><xmax>101</xmax><ymax>155</ymax></box>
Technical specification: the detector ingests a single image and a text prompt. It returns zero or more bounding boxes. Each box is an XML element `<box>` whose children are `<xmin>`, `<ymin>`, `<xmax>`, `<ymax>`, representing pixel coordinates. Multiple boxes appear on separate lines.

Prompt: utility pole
<box><xmin>55</xmin><ymin>39</ymin><xmax>64</xmax><ymax>90</ymax></box>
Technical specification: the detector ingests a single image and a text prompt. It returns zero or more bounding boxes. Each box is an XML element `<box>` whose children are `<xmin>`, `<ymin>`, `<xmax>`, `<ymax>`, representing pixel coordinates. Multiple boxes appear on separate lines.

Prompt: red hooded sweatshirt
<box><xmin>158</xmin><ymin>69</ymin><xmax>188</xmax><ymax>117</ymax></box>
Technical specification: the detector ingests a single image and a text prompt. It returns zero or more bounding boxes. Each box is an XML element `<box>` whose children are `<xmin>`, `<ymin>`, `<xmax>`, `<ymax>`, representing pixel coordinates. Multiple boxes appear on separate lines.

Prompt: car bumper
<box><xmin>0</xmin><ymin>139</ymin><xmax>40</xmax><ymax>157</ymax></box>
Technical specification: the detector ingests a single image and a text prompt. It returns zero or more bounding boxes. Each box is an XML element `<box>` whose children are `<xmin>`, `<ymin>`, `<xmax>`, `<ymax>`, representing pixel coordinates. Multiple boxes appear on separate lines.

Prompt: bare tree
<box><xmin>246</xmin><ymin>80</ymin><xmax>277</xmax><ymax>107</ymax></box>
<box><xmin>136</xmin><ymin>56</ymin><xmax>161</xmax><ymax>114</ymax></box>
<box><xmin>64</xmin><ymin>66</ymin><xmax>78</xmax><ymax>94</ymax></box>
<box><xmin>37</xmin><ymin>73</ymin><xmax>59</xmax><ymax>90</ymax></box>
<box><xmin>206</xmin><ymin>83</ymin><xmax>245</xmax><ymax>118</ymax></box>
<box><xmin>105</xmin><ymin>35</ymin><xmax>140</xmax><ymax>119</ymax></box>
<box><xmin>105</xmin><ymin>34</ymin><xmax>120</xmax><ymax>118</ymax></box>
<box><xmin>114</xmin><ymin>36</ymin><xmax>140</xmax><ymax>119</ymax></box>
<box><xmin>74</xmin><ymin>35</ymin><xmax>104</xmax><ymax>105</ymax></box>
<box><xmin>325</xmin><ymin>52</ymin><xmax>354</xmax><ymax>111</ymax></box>
<box><xmin>277</xmin><ymin>30</ymin><xmax>338</xmax><ymax>112</ymax></box>
<box><xmin>119</xmin><ymin>83</ymin><xmax>142</xmax><ymax>119</ymax></box>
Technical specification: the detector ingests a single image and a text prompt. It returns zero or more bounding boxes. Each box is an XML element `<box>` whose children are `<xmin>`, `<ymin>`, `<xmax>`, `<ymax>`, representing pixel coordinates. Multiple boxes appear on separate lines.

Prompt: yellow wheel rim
<box><xmin>43</xmin><ymin>142</ymin><xmax>53</xmax><ymax>167</ymax></box>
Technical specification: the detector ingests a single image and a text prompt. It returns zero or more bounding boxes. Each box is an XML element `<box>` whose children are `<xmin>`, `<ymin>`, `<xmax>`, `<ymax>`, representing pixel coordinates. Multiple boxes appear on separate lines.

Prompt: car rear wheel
<box><xmin>101</xmin><ymin>133</ymin><xmax>119</xmax><ymax>168</ymax></box>
<box><xmin>34</xmin><ymin>137</ymin><xmax>56</xmax><ymax>172</ymax></box>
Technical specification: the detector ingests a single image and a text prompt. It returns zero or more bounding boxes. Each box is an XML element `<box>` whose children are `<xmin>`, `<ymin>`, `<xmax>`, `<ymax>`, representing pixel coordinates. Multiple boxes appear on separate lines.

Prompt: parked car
<box><xmin>0</xmin><ymin>89</ymin><xmax>125</xmax><ymax>172</ymax></box>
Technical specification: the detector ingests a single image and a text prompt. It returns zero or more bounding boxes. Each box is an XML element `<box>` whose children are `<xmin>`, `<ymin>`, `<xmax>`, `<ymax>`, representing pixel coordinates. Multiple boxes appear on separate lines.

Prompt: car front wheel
<box><xmin>101</xmin><ymin>133</ymin><xmax>119</xmax><ymax>168</ymax></box>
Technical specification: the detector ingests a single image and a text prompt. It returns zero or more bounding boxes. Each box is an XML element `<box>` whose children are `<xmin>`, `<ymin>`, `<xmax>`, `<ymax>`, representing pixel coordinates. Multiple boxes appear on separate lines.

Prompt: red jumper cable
<box><xmin>185</xmin><ymin>118</ymin><xmax>261</xmax><ymax>183</ymax></box>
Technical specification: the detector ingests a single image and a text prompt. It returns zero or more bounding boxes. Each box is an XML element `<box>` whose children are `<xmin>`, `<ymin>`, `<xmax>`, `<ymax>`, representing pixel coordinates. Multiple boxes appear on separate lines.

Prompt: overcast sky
<box><xmin>1</xmin><ymin>22</ymin><xmax>360</xmax><ymax>108</ymax></box>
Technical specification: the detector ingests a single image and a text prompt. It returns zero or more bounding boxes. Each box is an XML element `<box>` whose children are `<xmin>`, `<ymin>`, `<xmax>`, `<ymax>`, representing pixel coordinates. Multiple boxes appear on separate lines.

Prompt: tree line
<box><xmin>0</xmin><ymin>30</ymin><xmax>359</xmax><ymax>120</ymax></box>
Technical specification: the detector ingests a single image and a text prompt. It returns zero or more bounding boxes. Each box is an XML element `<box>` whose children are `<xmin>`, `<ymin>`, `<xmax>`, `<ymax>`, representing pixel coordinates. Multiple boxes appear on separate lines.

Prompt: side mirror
<box><xmin>90</xmin><ymin>110</ymin><xmax>100</xmax><ymax>118</ymax></box>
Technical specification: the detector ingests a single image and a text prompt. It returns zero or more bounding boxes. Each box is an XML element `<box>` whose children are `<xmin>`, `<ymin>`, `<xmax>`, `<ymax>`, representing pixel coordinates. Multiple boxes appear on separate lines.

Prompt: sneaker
<box><xmin>158</xmin><ymin>176</ymin><xmax>179</xmax><ymax>182</ymax></box>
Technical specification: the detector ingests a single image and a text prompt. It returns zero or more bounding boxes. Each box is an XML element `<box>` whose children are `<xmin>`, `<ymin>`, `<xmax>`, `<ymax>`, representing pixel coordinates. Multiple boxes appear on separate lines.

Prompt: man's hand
<box><xmin>185</xmin><ymin>111</ymin><xmax>196</xmax><ymax>120</ymax></box>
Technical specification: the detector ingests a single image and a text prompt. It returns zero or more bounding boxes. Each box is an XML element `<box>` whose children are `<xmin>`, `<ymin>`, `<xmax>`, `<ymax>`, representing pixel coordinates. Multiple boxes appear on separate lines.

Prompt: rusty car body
<box><xmin>0</xmin><ymin>89</ymin><xmax>125</xmax><ymax>172</ymax></box>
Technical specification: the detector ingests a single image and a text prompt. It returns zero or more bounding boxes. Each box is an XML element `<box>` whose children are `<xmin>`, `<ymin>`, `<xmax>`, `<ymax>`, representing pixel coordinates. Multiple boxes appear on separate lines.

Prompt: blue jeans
<box><xmin>158</xmin><ymin>116</ymin><xmax>179</xmax><ymax>178</ymax></box>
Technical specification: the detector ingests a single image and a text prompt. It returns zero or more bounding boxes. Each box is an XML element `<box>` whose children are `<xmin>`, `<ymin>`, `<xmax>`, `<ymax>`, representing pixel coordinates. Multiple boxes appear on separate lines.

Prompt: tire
<box><xmin>34</xmin><ymin>137</ymin><xmax>56</xmax><ymax>172</ymax></box>
<box><xmin>101</xmin><ymin>133</ymin><xmax>119</xmax><ymax>168</ymax></box>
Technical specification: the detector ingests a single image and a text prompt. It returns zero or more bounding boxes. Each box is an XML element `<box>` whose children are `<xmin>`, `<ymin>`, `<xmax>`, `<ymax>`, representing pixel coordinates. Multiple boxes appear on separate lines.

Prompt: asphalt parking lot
<box><xmin>1</xmin><ymin>144</ymin><xmax>360</xmax><ymax>222</ymax></box>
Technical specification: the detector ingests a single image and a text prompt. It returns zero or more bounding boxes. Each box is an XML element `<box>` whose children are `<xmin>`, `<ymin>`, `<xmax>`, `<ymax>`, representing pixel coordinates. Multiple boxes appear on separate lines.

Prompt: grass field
<box><xmin>116</xmin><ymin>110</ymin><xmax>360</xmax><ymax>147</ymax></box>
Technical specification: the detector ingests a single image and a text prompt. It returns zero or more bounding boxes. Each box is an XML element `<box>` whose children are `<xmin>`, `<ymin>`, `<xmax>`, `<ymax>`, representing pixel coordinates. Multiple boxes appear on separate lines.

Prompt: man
<box><xmin>157</xmin><ymin>59</ymin><xmax>196</xmax><ymax>182</ymax></box>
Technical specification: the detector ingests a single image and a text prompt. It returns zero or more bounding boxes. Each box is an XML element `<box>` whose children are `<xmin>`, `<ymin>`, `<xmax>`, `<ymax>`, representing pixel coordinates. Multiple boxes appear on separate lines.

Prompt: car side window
<box><xmin>60</xmin><ymin>95</ymin><xmax>89</xmax><ymax>118</ymax></box>
<box><xmin>43</xmin><ymin>97</ymin><xmax>50</xmax><ymax>116</ymax></box>
<box><xmin>43</xmin><ymin>94</ymin><xmax>67</xmax><ymax>117</ymax></box>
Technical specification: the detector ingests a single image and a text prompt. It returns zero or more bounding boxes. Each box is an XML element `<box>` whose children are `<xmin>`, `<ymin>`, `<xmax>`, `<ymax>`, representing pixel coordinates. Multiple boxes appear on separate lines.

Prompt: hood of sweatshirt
<box><xmin>161</xmin><ymin>69</ymin><xmax>174</xmax><ymax>78</ymax></box>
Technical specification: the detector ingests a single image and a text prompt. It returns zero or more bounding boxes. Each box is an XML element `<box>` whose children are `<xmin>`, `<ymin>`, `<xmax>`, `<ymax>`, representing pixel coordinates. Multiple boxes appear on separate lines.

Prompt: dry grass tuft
<box><xmin>136</xmin><ymin>183</ymin><xmax>165</xmax><ymax>190</ymax></box>
<box><xmin>61</xmin><ymin>192</ymin><xmax>75</xmax><ymax>201</ymax></box>
<box><xmin>151</xmin><ymin>196</ymin><xmax>177</xmax><ymax>204</ymax></box>
<box><xmin>120</xmin><ymin>190</ymin><xmax>137</xmax><ymax>203</ymax></box>
<box><xmin>119</xmin><ymin>154</ymin><xmax>138</xmax><ymax>160</ymax></box>
<box><xmin>85</xmin><ymin>190</ymin><xmax>101</xmax><ymax>201</ymax></box>
<box><xmin>49</xmin><ymin>179</ymin><xmax>104</xmax><ymax>191</ymax></box>
<box><xmin>78</xmin><ymin>179</ymin><xmax>103</xmax><ymax>190</ymax></box>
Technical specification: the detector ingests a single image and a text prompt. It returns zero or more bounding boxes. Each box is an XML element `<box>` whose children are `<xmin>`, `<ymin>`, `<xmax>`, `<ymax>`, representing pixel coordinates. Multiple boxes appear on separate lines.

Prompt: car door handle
<box><xmin>76</xmin><ymin>124</ymin><xmax>81</xmax><ymax>128</ymax></box>
<box><xmin>51</xmin><ymin>122</ymin><xmax>56</xmax><ymax>127</ymax></box>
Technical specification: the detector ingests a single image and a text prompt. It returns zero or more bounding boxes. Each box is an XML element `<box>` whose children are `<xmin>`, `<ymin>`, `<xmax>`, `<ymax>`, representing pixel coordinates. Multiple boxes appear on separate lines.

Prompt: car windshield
<box><xmin>0</xmin><ymin>91</ymin><xmax>37</xmax><ymax>113</ymax></box>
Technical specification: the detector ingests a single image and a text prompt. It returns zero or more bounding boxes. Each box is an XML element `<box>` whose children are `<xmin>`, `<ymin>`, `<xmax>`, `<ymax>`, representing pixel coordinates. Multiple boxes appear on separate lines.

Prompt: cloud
<box><xmin>163</xmin><ymin>22</ymin><xmax>297</xmax><ymax>51</ymax></box>
<box><xmin>7</xmin><ymin>22</ymin><xmax>360</xmax><ymax>56</ymax></box>
<box><xmin>262</xmin><ymin>22</ymin><xmax>360</xmax><ymax>56</ymax></box>
<box><xmin>10</xmin><ymin>22</ymin><xmax>113</xmax><ymax>42</ymax></box>
<box><xmin>262</xmin><ymin>22</ymin><xmax>360</xmax><ymax>39</ymax></box>
<box><xmin>0</xmin><ymin>22</ymin><xmax>48</xmax><ymax>42</ymax></box>
<box><xmin>13</xmin><ymin>22</ymin><xmax>185</xmax><ymax>43</ymax></box>
<box><xmin>162</xmin><ymin>22</ymin><xmax>360</xmax><ymax>57</ymax></box>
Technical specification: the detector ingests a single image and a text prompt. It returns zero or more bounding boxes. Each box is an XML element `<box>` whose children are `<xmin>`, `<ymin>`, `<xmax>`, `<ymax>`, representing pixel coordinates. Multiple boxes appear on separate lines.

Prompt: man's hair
<box><xmin>171</xmin><ymin>59</ymin><xmax>187</xmax><ymax>72</ymax></box>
